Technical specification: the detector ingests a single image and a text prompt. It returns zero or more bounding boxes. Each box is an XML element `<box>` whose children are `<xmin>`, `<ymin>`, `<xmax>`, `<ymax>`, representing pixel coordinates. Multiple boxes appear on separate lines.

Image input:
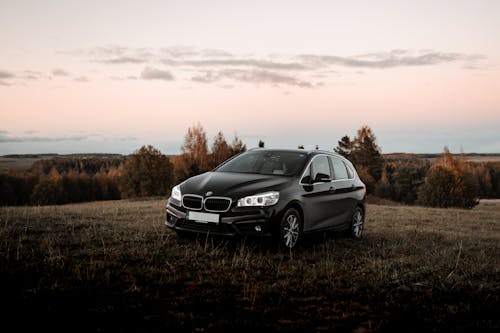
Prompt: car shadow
<box><xmin>173</xmin><ymin>229</ymin><xmax>353</xmax><ymax>255</ymax></box>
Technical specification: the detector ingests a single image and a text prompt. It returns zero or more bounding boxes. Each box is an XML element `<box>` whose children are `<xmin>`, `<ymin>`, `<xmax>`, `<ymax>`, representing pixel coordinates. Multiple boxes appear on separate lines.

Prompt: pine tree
<box><xmin>334</xmin><ymin>135</ymin><xmax>352</xmax><ymax>158</ymax></box>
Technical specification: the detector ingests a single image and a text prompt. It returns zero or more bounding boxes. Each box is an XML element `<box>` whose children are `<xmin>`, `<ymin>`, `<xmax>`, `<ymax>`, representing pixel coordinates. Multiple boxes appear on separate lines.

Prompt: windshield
<box><xmin>215</xmin><ymin>150</ymin><xmax>308</xmax><ymax>176</ymax></box>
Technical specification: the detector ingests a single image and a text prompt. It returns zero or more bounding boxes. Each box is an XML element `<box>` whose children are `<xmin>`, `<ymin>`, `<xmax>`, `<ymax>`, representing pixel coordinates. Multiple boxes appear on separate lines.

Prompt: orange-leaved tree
<box><xmin>417</xmin><ymin>147</ymin><xmax>479</xmax><ymax>208</ymax></box>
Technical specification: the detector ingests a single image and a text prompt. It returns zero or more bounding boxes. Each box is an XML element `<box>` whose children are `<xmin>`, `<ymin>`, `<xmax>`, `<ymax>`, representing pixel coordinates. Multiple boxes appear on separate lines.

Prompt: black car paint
<box><xmin>165</xmin><ymin>149</ymin><xmax>365</xmax><ymax>238</ymax></box>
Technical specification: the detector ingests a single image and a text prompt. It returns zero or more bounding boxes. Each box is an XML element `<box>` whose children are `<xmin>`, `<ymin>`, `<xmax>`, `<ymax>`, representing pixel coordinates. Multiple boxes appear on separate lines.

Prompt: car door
<box><xmin>329</xmin><ymin>156</ymin><xmax>357</xmax><ymax>227</ymax></box>
<box><xmin>300</xmin><ymin>155</ymin><xmax>337</xmax><ymax>231</ymax></box>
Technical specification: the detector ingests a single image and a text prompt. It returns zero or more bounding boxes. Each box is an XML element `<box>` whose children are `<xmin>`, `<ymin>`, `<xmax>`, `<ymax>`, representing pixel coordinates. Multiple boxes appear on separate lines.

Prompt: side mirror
<box><xmin>314</xmin><ymin>173</ymin><xmax>332</xmax><ymax>183</ymax></box>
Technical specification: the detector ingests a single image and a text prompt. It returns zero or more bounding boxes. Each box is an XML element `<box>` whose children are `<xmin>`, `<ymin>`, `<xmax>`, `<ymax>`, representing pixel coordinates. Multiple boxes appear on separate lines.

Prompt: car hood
<box><xmin>180</xmin><ymin>171</ymin><xmax>291</xmax><ymax>199</ymax></box>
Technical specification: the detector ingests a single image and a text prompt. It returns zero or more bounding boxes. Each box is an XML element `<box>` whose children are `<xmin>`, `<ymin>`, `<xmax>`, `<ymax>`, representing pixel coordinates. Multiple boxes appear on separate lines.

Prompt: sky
<box><xmin>1</xmin><ymin>0</ymin><xmax>499</xmax><ymax>155</ymax></box>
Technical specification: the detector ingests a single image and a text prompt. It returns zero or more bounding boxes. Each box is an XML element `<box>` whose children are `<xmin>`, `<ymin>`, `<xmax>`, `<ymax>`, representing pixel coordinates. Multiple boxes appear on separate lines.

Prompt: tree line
<box><xmin>1</xmin><ymin>123</ymin><xmax>499</xmax><ymax>208</ymax></box>
<box><xmin>0</xmin><ymin>123</ymin><xmax>245</xmax><ymax>206</ymax></box>
<box><xmin>333</xmin><ymin>126</ymin><xmax>500</xmax><ymax>208</ymax></box>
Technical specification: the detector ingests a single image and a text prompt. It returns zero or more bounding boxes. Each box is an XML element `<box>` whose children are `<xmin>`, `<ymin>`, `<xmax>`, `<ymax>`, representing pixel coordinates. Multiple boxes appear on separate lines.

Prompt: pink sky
<box><xmin>1</xmin><ymin>0</ymin><xmax>499</xmax><ymax>154</ymax></box>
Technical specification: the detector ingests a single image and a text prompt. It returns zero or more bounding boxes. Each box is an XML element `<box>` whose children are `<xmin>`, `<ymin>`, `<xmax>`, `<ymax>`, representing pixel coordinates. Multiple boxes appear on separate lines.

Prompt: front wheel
<box><xmin>279</xmin><ymin>208</ymin><xmax>302</xmax><ymax>249</ymax></box>
<box><xmin>350</xmin><ymin>207</ymin><xmax>365</xmax><ymax>239</ymax></box>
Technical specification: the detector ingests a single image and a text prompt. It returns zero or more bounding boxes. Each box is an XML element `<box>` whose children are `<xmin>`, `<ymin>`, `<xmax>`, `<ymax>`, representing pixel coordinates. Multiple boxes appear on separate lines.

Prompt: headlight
<box><xmin>237</xmin><ymin>191</ymin><xmax>279</xmax><ymax>207</ymax></box>
<box><xmin>171</xmin><ymin>185</ymin><xmax>182</xmax><ymax>201</ymax></box>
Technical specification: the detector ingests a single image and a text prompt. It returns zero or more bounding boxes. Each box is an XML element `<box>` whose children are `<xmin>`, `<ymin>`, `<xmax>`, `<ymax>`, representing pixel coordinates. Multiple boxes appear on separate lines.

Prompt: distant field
<box><xmin>0</xmin><ymin>199</ymin><xmax>498</xmax><ymax>332</ymax></box>
<box><xmin>0</xmin><ymin>156</ymin><xmax>48</xmax><ymax>173</ymax></box>
<box><xmin>0</xmin><ymin>153</ymin><xmax>125</xmax><ymax>173</ymax></box>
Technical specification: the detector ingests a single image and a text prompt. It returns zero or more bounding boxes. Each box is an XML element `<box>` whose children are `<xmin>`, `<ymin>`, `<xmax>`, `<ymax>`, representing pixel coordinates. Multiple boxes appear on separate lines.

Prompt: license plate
<box><xmin>187</xmin><ymin>211</ymin><xmax>220</xmax><ymax>224</ymax></box>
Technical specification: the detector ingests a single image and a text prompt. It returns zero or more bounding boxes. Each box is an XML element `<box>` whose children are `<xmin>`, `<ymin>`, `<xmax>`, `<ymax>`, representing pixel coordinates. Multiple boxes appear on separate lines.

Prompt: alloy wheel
<box><xmin>281</xmin><ymin>209</ymin><xmax>301</xmax><ymax>248</ymax></box>
<box><xmin>351</xmin><ymin>208</ymin><xmax>364</xmax><ymax>239</ymax></box>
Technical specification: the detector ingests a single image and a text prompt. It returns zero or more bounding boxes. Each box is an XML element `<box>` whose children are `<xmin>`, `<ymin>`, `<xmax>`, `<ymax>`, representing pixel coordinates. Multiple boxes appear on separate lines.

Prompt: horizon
<box><xmin>1</xmin><ymin>1</ymin><xmax>499</xmax><ymax>155</ymax></box>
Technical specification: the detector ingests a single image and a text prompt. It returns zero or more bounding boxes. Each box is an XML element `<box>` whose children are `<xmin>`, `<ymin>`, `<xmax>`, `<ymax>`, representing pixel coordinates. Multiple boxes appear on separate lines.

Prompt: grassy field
<box><xmin>0</xmin><ymin>156</ymin><xmax>45</xmax><ymax>173</ymax></box>
<box><xmin>0</xmin><ymin>199</ymin><xmax>498</xmax><ymax>332</ymax></box>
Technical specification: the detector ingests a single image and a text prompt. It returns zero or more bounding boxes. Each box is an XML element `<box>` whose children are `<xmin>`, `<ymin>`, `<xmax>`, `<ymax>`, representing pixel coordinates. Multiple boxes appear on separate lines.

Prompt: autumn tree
<box><xmin>178</xmin><ymin>123</ymin><xmax>210</xmax><ymax>179</ymax></box>
<box><xmin>120</xmin><ymin>145</ymin><xmax>173</xmax><ymax>198</ymax></box>
<box><xmin>30</xmin><ymin>168</ymin><xmax>63</xmax><ymax>205</ymax></box>
<box><xmin>211</xmin><ymin>131</ymin><xmax>231</xmax><ymax>168</ymax></box>
<box><xmin>417</xmin><ymin>148</ymin><xmax>479</xmax><ymax>208</ymax></box>
<box><xmin>350</xmin><ymin>126</ymin><xmax>384</xmax><ymax>182</ymax></box>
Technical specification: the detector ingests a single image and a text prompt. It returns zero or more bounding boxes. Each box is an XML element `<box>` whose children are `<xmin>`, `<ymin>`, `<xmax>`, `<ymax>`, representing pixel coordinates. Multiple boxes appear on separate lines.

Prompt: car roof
<box><xmin>247</xmin><ymin>147</ymin><xmax>346</xmax><ymax>159</ymax></box>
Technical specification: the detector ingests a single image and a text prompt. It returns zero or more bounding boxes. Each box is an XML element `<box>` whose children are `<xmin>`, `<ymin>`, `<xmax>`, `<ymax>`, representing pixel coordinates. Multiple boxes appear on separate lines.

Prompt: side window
<box><xmin>331</xmin><ymin>157</ymin><xmax>349</xmax><ymax>180</ymax></box>
<box><xmin>345</xmin><ymin>163</ymin><xmax>354</xmax><ymax>179</ymax></box>
<box><xmin>311</xmin><ymin>156</ymin><xmax>332</xmax><ymax>182</ymax></box>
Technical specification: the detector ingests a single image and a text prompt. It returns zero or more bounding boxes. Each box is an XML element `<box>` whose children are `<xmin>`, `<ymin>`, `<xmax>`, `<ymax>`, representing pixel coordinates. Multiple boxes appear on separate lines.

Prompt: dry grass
<box><xmin>0</xmin><ymin>199</ymin><xmax>498</xmax><ymax>332</ymax></box>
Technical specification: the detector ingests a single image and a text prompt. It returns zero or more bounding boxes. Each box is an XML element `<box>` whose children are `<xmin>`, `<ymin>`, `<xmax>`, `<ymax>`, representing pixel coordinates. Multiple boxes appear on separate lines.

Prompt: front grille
<box><xmin>204</xmin><ymin>197</ymin><xmax>232</xmax><ymax>212</ymax></box>
<box><xmin>179</xmin><ymin>220</ymin><xmax>228</xmax><ymax>233</ymax></box>
<box><xmin>182</xmin><ymin>195</ymin><xmax>202</xmax><ymax>210</ymax></box>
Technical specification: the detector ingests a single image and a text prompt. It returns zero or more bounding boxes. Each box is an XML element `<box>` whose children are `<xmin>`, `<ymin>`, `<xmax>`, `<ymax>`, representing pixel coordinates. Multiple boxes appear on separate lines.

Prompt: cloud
<box><xmin>172</xmin><ymin>58</ymin><xmax>308</xmax><ymax>70</ymax></box>
<box><xmin>98</xmin><ymin>56</ymin><xmax>147</xmax><ymax>64</ymax></box>
<box><xmin>20</xmin><ymin>71</ymin><xmax>45</xmax><ymax>80</ymax></box>
<box><xmin>73</xmin><ymin>76</ymin><xmax>89</xmax><ymax>82</ymax></box>
<box><xmin>0</xmin><ymin>70</ymin><xmax>49</xmax><ymax>85</ymax></box>
<box><xmin>160</xmin><ymin>46</ymin><xmax>199</xmax><ymax>58</ymax></box>
<box><xmin>52</xmin><ymin>68</ymin><xmax>70</xmax><ymax>76</ymax></box>
<box><xmin>0</xmin><ymin>132</ymin><xmax>87</xmax><ymax>143</ymax></box>
<box><xmin>192</xmin><ymin>69</ymin><xmax>313</xmax><ymax>88</ymax></box>
<box><xmin>0</xmin><ymin>70</ymin><xmax>14</xmax><ymax>79</ymax></box>
<box><xmin>89</xmin><ymin>45</ymin><xmax>130</xmax><ymax>57</ymax></box>
<box><xmin>200</xmin><ymin>48</ymin><xmax>233</xmax><ymax>58</ymax></box>
<box><xmin>61</xmin><ymin>46</ymin><xmax>487</xmax><ymax>89</ymax></box>
<box><xmin>298</xmin><ymin>50</ymin><xmax>485</xmax><ymax>69</ymax></box>
<box><xmin>140</xmin><ymin>67</ymin><xmax>174</xmax><ymax>81</ymax></box>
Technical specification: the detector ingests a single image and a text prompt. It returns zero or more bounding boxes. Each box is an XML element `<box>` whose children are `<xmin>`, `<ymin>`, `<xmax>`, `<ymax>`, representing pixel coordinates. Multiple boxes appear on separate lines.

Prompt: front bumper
<box><xmin>165</xmin><ymin>199</ymin><xmax>281</xmax><ymax>237</ymax></box>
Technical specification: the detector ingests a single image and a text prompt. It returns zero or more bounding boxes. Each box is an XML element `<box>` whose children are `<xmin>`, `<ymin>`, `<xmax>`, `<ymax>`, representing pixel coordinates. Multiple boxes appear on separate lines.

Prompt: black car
<box><xmin>165</xmin><ymin>148</ymin><xmax>366</xmax><ymax>248</ymax></box>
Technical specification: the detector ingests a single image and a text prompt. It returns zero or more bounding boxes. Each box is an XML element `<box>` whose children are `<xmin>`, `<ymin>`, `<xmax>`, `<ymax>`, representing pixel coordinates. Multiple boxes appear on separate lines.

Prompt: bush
<box><xmin>120</xmin><ymin>145</ymin><xmax>174</xmax><ymax>198</ymax></box>
<box><xmin>417</xmin><ymin>149</ymin><xmax>479</xmax><ymax>209</ymax></box>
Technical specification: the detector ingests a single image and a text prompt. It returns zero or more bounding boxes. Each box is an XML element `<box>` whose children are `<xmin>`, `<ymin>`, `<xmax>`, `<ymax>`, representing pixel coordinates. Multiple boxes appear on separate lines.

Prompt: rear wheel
<box><xmin>279</xmin><ymin>208</ymin><xmax>302</xmax><ymax>249</ymax></box>
<box><xmin>350</xmin><ymin>207</ymin><xmax>365</xmax><ymax>239</ymax></box>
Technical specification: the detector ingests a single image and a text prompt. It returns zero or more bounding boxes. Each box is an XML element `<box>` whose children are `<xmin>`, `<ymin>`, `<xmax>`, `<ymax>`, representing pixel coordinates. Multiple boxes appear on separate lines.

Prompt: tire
<box><xmin>350</xmin><ymin>207</ymin><xmax>365</xmax><ymax>239</ymax></box>
<box><xmin>279</xmin><ymin>208</ymin><xmax>302</xmax><ymax>249</ymax></box>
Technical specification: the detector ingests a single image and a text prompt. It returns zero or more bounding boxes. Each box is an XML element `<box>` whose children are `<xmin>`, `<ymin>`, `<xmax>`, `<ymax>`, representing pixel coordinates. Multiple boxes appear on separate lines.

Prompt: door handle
<box><xmin>329</xmin><ymin>186</ymin><xmax>336</xmax><ymax>193</ymax></box>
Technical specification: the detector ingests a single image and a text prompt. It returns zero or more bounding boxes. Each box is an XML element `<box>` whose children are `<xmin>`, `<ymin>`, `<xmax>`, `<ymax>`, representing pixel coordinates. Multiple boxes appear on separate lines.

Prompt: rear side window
<box><xmin>345</xmin><ymin>163</ymin><xmax>355</xmax><ymax>179</ymax></box>
<box><xmin>330</xmin><ymin>157</ymin><xmax>349</xmax><ymax>180</ymax></box>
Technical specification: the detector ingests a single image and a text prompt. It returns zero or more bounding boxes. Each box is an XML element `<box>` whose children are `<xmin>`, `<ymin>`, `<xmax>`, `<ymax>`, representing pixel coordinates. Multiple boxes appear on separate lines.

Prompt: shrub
<box><xmin>120</xmin><ymin>145</ymin><xmax>174</xmax><ymax>198</ymax></box>
<box><xmin>417</xmin><ymin>149</ymin><xmax>479</xmax><ymax>209</ymax></box>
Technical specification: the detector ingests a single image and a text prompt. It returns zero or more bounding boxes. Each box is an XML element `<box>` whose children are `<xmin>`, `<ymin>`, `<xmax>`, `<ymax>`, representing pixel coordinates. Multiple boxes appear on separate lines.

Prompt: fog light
<box><xmin>254</xmin><ymin>225</ymin><xmax>262</xmax><ymax>232</ymax></box>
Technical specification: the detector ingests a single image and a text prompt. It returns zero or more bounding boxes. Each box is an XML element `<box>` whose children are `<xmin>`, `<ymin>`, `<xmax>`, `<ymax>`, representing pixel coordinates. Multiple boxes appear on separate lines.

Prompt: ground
<box><xmin>0</xmin><ymin>199</ymin><xmax>498</xmax><ymax>332</ymax></box>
